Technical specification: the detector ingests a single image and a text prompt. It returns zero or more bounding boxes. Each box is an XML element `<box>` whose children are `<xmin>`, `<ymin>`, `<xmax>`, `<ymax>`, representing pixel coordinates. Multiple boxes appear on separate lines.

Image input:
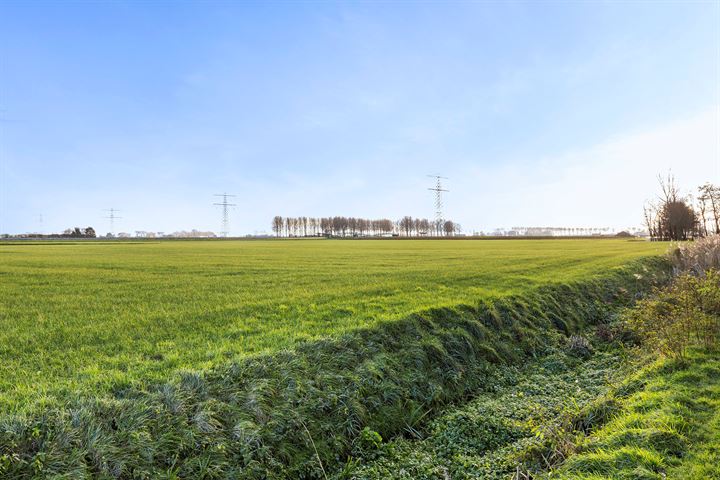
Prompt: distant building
<box><xmin>170</xmin><ymin>229</ymin><xmax>217</xmax><ymax>238</ymax></box>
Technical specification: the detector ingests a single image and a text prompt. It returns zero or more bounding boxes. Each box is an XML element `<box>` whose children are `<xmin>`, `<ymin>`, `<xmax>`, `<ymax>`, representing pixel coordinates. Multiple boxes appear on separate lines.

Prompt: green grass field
<box><xmin>0</xmin><ymin>238</ymin><xmax>664</xmax><ymax>409</ymax></box>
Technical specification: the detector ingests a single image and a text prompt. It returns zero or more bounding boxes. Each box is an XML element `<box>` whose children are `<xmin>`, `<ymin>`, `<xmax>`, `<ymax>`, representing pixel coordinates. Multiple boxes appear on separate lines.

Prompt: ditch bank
<box><xmin>341</xmin><ymin>335</ymin><xmax>635</xmax><ymax>479</ymax></box>
<box><xmin>0</xmin><ymin>257</ymin><xmax>670</xmax><ymax>479</ymax></box>
<box><xmin>543</xmin><ymin>350</ymin><xmax>720</xmax><ymax>480</ymax></box>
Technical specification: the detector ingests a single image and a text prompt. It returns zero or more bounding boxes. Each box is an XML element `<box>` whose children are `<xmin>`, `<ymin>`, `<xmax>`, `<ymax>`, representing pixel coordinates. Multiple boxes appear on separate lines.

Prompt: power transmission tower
<box><xmin>427</xmin><ymin>174</ymin><xmax>449</xmax><ymax>232</ymax></box>
<box><xmin>103</xmin><ymin>208</ymin><xmax>122</xmax><ymax>235</ymax></box>
<box><xmin>213</xmin><ymin>193</ymin><xmax>237</xmax><ymax>237</ymax></box>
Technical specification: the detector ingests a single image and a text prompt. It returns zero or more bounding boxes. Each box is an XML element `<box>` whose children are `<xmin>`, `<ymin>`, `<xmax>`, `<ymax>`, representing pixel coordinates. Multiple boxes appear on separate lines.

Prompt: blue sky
<box><xmin>1</xmin><ymin>1</ymin><xmax>718</xmax><ymax>235</ymax></box>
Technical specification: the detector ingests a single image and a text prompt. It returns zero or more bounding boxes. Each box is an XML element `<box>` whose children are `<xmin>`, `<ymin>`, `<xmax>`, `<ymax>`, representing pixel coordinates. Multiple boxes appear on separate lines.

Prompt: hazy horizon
<box><xmin>1</xmin><ymin>2</ymin><xmax>718</xmax><ymax>236</ymax></box>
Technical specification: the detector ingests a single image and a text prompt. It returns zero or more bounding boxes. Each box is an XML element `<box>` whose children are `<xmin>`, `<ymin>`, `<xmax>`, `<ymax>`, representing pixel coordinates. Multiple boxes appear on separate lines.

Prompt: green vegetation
<box><xmin>0</xmin><ymin>238</ymin><xmax>669</xmax><ymax>479</ymax></box>
<box><xmin>339</xmin><ymin>336</ymin><xmax>634</xmax><ymax>479</ymax></box>
<box><xmin>0</xmin><ymin>238</ymin><xmax>663</xmax><ymax>408</ymax></box>
<box><xmin>627</xmin><ymin>271</ymin><xmax>720</xmax><ymax>359</ymax></box>
<box><xmin>540</xmin><ymin>249</ymin><xmax>720</xmax><ymax>480</ymax></box>
<box><xmin>544</xmin><ymin>350</ymin><xmax>720</xmax><ymax>480</ymax></box>
<box><xmin>340</xmin><ymin>258</ymin><xmax>720</xmax><ymax>480</ymax></box>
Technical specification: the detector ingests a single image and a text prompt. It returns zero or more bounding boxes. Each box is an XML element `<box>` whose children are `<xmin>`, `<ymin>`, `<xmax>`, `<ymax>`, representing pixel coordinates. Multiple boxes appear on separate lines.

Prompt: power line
<box><xmin>427</xmin><ymin>174</ymin><xmax>449</xmax><ymax>229</ymax></box>
<box><xmin>213</xmin><ymin>193</ymin><xmax>237</xmax><ymax>237</ymax></box>
<box><xmin>103</xmin><ymin>208</ymin><xmax>122</xmax><ymax>235</ymax></box>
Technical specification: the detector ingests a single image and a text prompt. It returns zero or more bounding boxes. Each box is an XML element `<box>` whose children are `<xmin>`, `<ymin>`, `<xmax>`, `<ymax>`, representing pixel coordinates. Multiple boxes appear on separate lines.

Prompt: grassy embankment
<box><xmin>545</xmin><ymin>349</ymin><xmax>720</xmax><ymax>480</ymax></box>
<box><xmin>0</xmin><ymin>239</ymin><xmax>668</xmax><ymax>478</ymax></box>
<box><xmin>340</xmin><ymin>335</ymin><xmax>637</xmax><ymax>479</ymax></box>
<box><xmin>544</xmin><ymin>248</ymin><xmax>720</xmax><ymax>480</ymax></box>
<box><xmin>345</xmin><ymin>240</ymin><xmax>720</xmax><ymax>480</ymax></box>
<box><xmin>344</xmin><ymin>346</ymin><xmax>720</xmax><ymax>480</ymax></box>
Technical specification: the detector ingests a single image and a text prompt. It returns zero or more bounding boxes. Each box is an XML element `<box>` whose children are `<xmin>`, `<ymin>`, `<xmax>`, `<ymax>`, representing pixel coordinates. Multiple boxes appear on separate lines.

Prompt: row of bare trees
<box><xmin>644</xmin><ymin>175</ymin><xmax>720</xmax><ymax>241</ymax></box>
<box><xmin>271</xmin><ymin>216</ymin><xmax>460</xmax><ymax>237</ymax></box>
<box><xmin>398</xmin><ymin>217</ymin><xmax>460</xmax><ymax>236</ymax></box>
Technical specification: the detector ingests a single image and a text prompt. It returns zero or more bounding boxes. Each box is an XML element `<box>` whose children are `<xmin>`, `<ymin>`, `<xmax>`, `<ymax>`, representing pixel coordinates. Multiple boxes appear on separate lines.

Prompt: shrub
<box><xmin>626</xmin><ymin>273</ymin><xmax>719</xmax><ymax>359</ymax></box>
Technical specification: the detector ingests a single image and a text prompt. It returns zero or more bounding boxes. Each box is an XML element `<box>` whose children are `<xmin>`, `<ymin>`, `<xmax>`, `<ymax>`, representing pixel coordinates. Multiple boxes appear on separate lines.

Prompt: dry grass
<box><xmin>670</xmin><ymin>234</ymin><xmax>720</xmax><ymax>276</ymax></box>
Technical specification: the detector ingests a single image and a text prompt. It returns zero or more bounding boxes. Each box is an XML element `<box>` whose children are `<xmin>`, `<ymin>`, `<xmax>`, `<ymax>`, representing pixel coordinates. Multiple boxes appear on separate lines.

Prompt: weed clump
<box><xmin>566</xmin><ymin>335</ymin><xmax>594</xmax><ymax>359</ymax></box>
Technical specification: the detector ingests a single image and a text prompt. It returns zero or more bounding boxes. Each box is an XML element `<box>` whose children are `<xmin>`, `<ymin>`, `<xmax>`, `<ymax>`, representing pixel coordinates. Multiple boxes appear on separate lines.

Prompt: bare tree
<box><xmin>272</xmin><ymin>216</ymin><xmax>284</xmax><ymax>237</ymax></box>
<box><xmin>698</xmin><ymin>183</ymin><xmax>720</xmax><ymax>235</ymax></box>
<box><xmin>418</xmin><ymin>218</ymin><xmax>430</xmax><ymax>236</ymax></box>
<box><xmin>399</xmin><ymin>216</ymin><xmax>414</xmax><ymax>236</ymax></box>
<box><xmin>643</xmin><ymin>203</ymin><xmax>658</xmax><ymax>240</ymax></box>
<box><xmin>443</xmin><ymin>220</ymin><xmax>455</xmax><ymax>236</ymax></box>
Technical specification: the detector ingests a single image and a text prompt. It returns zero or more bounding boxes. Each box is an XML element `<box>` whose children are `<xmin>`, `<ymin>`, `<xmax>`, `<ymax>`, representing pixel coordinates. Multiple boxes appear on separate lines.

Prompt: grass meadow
<box><xmin>0</xmin><ymin>238</ymin><xmax>664</xmax><ymax>409</ymax></box>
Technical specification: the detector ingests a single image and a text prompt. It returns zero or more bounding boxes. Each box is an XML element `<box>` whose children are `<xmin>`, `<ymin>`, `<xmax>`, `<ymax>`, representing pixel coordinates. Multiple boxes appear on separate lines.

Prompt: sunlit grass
<box><xmin>548</xmin><ymin>350</ymin><xmax>720</xmax><ymax>479</ymax></box>
<box><xmin>0</xmin><ymin>238</ymin><xmax>664</xmax><ymax>409</ymax></box>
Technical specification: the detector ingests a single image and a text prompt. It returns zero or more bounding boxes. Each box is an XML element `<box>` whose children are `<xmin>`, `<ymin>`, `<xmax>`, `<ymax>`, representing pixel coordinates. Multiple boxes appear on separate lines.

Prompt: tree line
<box><xmin>271</xmin><ymin>216</ymin><xmax>460</xmax><ymax>237</ymax></box>
<box><xmin>644</xmin><ymin>175</ymin><xmax>719</xmax><ymax>241</ymax></box>
<box><xmin>62</xmin><ymin>227</ymin><xmax>96</xmax><ymax>238</ymax></box>
<box><xmin>7</xmin><ymin>227</ymin><xmax>98</xmax><ymax>239</ymax></box>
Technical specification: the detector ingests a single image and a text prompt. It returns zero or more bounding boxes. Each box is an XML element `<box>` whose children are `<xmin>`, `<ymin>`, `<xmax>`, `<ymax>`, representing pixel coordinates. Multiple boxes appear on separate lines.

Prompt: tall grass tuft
<box><xmin>670</xmin><ymin>234</ymin><xmax>720</xmax><ymax>276</ymax></box>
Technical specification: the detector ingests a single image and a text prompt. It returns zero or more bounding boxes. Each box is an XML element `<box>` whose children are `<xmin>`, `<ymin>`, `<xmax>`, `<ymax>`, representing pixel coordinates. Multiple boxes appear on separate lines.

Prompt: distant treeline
<box><xmin>271</xmin><ymin>216</ymin><xmax>460</xmax><ymax>237</ymax></box>
<box><xmin>644</xmin><ymin>176</ymin><xmax>720</xmax><ymax>241</ymax></box>
<box><xmin>4</xmin><ymin>227</ymin><xmax>97</xmax><ymax>239</ymax></box>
